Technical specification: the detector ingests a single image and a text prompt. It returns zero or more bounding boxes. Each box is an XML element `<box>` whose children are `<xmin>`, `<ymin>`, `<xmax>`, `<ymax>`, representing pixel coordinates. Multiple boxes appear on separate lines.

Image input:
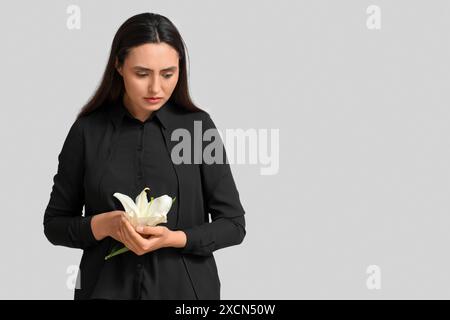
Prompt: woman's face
<box><xmin>116</xmin><ymin>42</ymin><xmax>180</xmax><ymax>121</ymax></box>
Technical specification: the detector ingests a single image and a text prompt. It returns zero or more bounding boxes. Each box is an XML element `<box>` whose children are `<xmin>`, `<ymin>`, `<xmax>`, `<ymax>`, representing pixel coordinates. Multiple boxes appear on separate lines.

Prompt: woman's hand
<box><xmin>104</xmin><ymin>211</ymin><xmax>153</xmax><ymax>255</ymax></box>
<box><xmin>135</xmin><ymin>225</ymin><xmax>187</xmax><ymax>252</ymax></box>
<box><xmin>91</xmin><ymin>210</ymin><xmax>187</xmax><ymax>255</ymax></box>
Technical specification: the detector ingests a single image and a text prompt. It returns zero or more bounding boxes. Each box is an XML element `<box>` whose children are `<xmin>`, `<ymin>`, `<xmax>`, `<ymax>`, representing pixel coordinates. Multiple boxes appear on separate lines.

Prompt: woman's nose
<box><xmin>148</xmin><ymin>76</ymin><xmax>161</xmax><ymax>92</ymax></box>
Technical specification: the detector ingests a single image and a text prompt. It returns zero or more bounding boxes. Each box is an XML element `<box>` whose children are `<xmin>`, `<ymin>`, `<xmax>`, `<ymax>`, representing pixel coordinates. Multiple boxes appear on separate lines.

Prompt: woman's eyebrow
<box><xmin>133</xmin><ymin>66</ymin><xmax>177</xmax><ymax>72</ymax></box>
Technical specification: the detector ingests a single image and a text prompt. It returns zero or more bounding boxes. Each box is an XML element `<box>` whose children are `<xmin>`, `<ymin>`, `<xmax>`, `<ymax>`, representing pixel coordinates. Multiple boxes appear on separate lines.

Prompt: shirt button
<box><xmin>137</xmin><ymin>263</ymin><xmax>143</xmax><ymax>269</ymax></box>
<box><xmin>137</xmin><ymin>145</ymin><xmax>142</xmax><ymax>151</ymax></box>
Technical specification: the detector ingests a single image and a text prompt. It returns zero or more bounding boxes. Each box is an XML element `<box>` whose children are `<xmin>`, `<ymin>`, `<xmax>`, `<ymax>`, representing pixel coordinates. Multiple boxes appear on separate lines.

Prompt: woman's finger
<box><xmin>142</xmin><ymin>236</ymin><xmax>160</xmax><ymax>251</ymax></box>
<box><xmin>122</xmin><ymin>219</ymin><xmax>149</xmax><ymax>252</ymax></box>
<box><xmin>136</xmin><ymin>225</ymin><xmax>165</xmax><ymax>237</ymax></box>
<box><xmin>119</xmin><ymin>218</ymin><xmax>140</xmax><ymax>254</ymax></box>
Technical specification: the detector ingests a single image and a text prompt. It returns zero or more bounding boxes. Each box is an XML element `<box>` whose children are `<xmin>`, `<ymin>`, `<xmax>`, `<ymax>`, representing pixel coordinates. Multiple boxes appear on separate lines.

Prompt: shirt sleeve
<box><xmin>43</xmin><ymin>117</ymin><xmax>100</xmax><ymax>250</ymax></box>
<box><xmin>180</xmin><ymin>114</ymin><xmax>246</xmax><ymax>256</ymax></box>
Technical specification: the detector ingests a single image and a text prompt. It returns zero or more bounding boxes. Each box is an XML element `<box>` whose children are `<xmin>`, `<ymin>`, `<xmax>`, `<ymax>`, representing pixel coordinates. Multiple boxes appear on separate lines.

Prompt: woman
<box><xmin>43</xmin><ymin>12</ymin><xmax>246</xmax><ymax>300</ymax></box>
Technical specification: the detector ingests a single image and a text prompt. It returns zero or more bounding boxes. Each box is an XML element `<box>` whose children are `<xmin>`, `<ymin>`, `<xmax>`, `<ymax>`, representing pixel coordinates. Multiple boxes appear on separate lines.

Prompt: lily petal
<box><xmin>135</xmin><ymin>187</ymin><xmax>150</xmax><ymax>218</ymax></box>
<box><xmin>136</xmin><ymin>214</ymin><xmax>167</xmax><ymax>227</ymax></box>
<box><xmin>113</xmin><ymin>192</ymin><xmax>139</xmax><ymax>221</ymax></box>
<box><xmin>146</xmin><ymin>195</ymin><xmax>173</xmax><ymax>217</ymax></box>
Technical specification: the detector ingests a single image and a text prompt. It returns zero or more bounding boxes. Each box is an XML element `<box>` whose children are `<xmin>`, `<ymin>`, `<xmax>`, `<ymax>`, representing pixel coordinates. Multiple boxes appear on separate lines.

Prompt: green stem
<box><xmin>104</xmin><ymin>246</ymin><xmax>130</xmax><ymax>260</ymax></box>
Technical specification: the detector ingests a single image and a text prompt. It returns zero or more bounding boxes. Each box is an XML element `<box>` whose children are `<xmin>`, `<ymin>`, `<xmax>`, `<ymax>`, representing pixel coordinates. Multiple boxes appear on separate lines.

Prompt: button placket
<box><xmin>134</xmin><ymin>258</ymin><xmax>145</xmax><ymax>299</ymax></box>
<box><xmin>138</xmin><ymin>124</ymin><xmax>144</xmax><ymax>150</ymax></box>
<box><xmin>137</xmin><ymin>123</ymin><xmax>145</xmax><ymax>181</ymax></box>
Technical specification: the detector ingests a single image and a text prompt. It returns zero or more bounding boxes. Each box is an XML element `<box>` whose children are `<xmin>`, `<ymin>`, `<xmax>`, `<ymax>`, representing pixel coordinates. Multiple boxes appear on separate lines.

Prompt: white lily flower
<box><xmin>105</xmin><ymin>187</ymin><xmax>176</xmax><ymax>260</ymax></box>
<box><xmin>113</xmin><ymin>187</ymin><xmax>175</xmax><ymax>228</ymax></box>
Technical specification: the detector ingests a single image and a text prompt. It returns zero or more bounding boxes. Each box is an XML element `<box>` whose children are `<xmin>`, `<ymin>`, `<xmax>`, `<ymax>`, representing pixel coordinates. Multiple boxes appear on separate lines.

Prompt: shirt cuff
<box><xmin>80</xmin><ymin>215</ymin><xmax>101</xmax><ymax>248</ymax></box>
<box><xmin>179</xmin><ymin>225</ymin><xmax>214</xmax><ymax>255</ymax></box>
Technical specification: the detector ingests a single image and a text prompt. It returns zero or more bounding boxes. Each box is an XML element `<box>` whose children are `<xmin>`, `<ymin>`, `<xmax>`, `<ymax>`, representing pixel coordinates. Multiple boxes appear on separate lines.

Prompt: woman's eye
<box><xmin>136</xmin><ymin>73</ymin><xmax>173</xmax><ymax>78</ymax></box>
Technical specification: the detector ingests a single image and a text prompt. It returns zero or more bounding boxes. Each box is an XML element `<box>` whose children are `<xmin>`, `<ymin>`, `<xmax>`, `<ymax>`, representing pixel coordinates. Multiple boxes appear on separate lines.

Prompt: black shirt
<box><xmin>88</xmin><ymin>99</ymin><xmax>196</xmax><ymax>299</ymax></box>
<box><xmin>43</xmin><ymin>98</ymin><xmax>246</xmax><ymax>300</ymax></box>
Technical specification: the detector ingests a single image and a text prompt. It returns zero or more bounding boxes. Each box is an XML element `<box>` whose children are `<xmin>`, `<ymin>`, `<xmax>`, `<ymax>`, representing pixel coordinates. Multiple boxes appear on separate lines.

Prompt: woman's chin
<box><xmin>141</xmin><ymin>101</ymin><xmax>164</xmax><ymax>110</ymax></box>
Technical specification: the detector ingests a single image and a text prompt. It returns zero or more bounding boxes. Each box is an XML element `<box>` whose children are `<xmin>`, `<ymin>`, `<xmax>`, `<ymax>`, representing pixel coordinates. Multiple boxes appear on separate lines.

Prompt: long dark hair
<box><xmin>77</xmin><ymin>12</ymin><xmax>202</xmax><ymax>119</ymax></box>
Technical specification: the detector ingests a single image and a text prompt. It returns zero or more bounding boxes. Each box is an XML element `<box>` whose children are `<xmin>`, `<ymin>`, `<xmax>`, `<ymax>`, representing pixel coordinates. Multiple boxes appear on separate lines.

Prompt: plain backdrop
<box><xmin>1</xmin><ymin>0</ymin><xmax>449</xmax><ymax>299</ymax></box>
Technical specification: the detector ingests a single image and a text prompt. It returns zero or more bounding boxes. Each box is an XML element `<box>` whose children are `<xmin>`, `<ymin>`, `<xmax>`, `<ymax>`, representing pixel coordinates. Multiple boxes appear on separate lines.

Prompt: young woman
<box><xmin>43</xmin><ymin>12</ymin><xmax>246</xmax><ymax>300</ymax></box>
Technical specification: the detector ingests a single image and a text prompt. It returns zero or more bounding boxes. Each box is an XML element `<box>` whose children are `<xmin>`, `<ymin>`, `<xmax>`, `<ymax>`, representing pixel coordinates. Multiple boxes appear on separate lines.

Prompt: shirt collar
<box><xmin>109</xmin><ymin>98</ymin><xmax>172</xmax><ymax>130</ymax></box>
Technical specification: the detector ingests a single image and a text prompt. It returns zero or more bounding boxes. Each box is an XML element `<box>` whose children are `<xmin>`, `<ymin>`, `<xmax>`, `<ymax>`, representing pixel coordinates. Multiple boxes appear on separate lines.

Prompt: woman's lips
<box><xmin>144</xmin><ymin>97</ymin><xmax>162</xmax><ymax>104</ymax></box>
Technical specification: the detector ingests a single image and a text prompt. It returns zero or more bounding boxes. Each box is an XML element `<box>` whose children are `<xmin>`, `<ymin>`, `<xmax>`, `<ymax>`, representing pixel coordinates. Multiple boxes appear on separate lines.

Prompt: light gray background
<box><xmin>1</xmin><ymin>0</ymin><xmax>449</xmax><ymax>299</ymax></box>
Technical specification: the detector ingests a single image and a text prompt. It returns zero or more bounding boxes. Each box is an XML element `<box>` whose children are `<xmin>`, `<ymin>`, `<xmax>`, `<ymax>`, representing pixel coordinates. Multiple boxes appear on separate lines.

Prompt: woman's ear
<box><xmin>115</xmin><ymin>57</ymin><xmax>123</xmax><ymax>76</ymax></box>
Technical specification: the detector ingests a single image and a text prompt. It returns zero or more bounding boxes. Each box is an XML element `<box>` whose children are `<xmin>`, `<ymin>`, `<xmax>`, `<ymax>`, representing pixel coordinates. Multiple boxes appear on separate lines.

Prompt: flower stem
<box><xmin>104</xmin><ymin>246</ymin><xmax>130</xmax><ymax>260</ymax></box>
